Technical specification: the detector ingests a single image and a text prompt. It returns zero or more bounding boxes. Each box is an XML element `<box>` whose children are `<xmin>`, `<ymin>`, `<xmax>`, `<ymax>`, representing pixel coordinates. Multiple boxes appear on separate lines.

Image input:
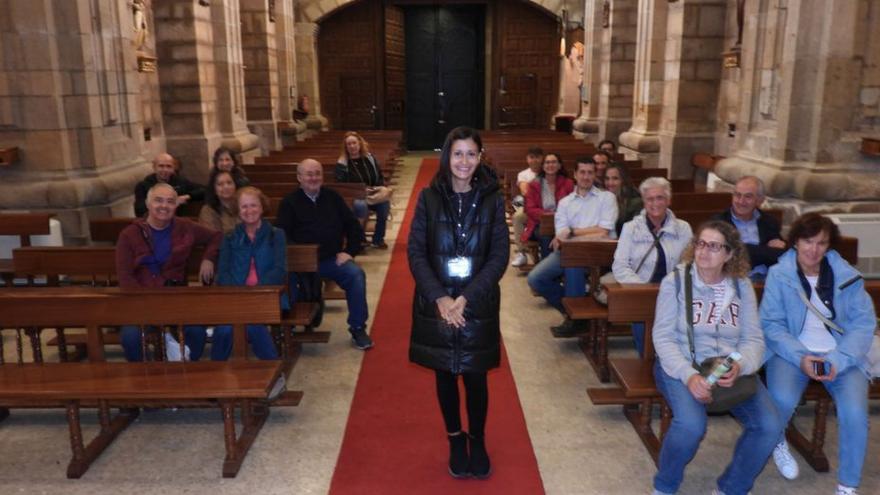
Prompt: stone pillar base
<box><xmin>657</xmin><ymin>132</ymin><xmax>715</xmax><ymax>179</ymax></box>
<box><xmin>599</xmin><ymin>119</ymin><xmax>634</xmax><ymax>150</ymax></box>
<box><xmin>305</xmin><ymin>114</ymin><xmax>329</xmax><ymax>132</ymax></box>
<box><xmin>248</xmin><ymin>121</ymin><xmax>282</xmax><ymax>155</ymax></box>
<box><xmin>619</xmin><ymin>130</ymin><xmax>661</xmax><ymax>167</ymax></box>
<box><xmin>572</xmin><ymin>117</ymin><xmax>599</xmax><ymax>141</ymax></box>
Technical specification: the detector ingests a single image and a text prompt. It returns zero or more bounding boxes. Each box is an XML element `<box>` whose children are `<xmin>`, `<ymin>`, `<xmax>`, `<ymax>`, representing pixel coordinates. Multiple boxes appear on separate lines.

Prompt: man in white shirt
<box><xmin>526</xmin><ymin>158</ymin><xmax>618</xmax><ymax>337</ymax></box>
<box><xmin>511</xmin><ymin>147</ymin><xmax>544</xmax><ymax>267</ymax></box>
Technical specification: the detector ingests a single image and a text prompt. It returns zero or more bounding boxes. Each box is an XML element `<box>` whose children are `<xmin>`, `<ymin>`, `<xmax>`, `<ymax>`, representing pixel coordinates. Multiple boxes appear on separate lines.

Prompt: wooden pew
<box><xmin>0</xmin><ymin>287</ymin><xmax>296</xmax><ymax>478</ymax></box>
<box><xmin>586</xmin><ymin>278</ymin><xmax>880</xmax><ymax>468</ymax></box>
<box><xmin>669</xmin><ymin>192</ymin><xmax>732</xmax><ymax>212</ymax></box>
<box><xmin>0</xmin><ymin>213</ymin><xmax>51</xmax><ymax>285</ymax></box>
<box><xmin>559</xmin><ymin>238</ymin><xmax>618</xmax><ymax>382</ymax></box>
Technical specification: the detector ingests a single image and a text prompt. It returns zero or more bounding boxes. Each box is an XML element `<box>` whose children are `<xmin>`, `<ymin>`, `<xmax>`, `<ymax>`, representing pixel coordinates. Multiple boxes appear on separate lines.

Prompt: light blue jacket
<box><xmin>612</xmin><ymin>209</ymin><xmax>692</xmax><ymax>284</ymax></box>
<box><xmin>759</xmin><ymin>249</ymin><xmax>876</xmax><ymax>376</ymax></box>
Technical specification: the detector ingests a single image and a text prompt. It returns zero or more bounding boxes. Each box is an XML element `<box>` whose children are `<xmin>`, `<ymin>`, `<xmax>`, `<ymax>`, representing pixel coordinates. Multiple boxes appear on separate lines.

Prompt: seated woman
<box><xmin>117</xmin><ymin>183</ymin><xmax>221</xmax><ymax>362</ymax></box>
<box><xmin>652</xmin><ymin>220</ymin><xmax>781</xmax><ymax>495</ymax></box>
<box><xmin>212</xmin><ymin>187</ymin><xmax>286</xmax><ymax>361</ymax></box>
<box><xmin>198</xmin><ymin>168</ymin><xmax>239</xmax><ymax>234</ymax></box>
<box><xmin>760</xmin><ymin>213</ymin><xmax>875</xmax><ymax>495</ymax></box>
<box><xmin>211</xmin><ymin>146</ymin><xmax>250</xmax><ymax>187</ymax></box>
<box><xmin>604</xmin><ymin>163</ymin><xmax>643</xmax><ymax>238</ymax></box>
<box><xmin>522</xmin><ymin>152</ymin><xmax>573</xmax><ymax>259</ymax></box>
<box><xmin>612</xmin><ymin>177</ymin><xmax>692</xmax><ymax>356</ymax></box>
<box><xmin>335</xmin><ymin>131</ymin><xmax>391</xmax><ymax>249</ymax></box>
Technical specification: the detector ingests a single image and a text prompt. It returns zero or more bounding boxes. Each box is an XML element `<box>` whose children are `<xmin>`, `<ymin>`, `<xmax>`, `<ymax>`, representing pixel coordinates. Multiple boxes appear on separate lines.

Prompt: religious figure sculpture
<box><xmin>130</xmin><ymin>0</ymin><xmax>148</xmax><ymax>51</ymax></box>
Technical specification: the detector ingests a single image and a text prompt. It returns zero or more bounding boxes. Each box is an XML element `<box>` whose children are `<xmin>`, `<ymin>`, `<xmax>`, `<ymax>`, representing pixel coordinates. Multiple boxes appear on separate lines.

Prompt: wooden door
<box><xmin>493</xmin><ymin>1</ymin><xmax>560</xmax><ymax>129</ymax></box>
<box><xmin>405</xmin><ymin>5</ymin><xmax>485</xmax><ymax>150</ymax></box>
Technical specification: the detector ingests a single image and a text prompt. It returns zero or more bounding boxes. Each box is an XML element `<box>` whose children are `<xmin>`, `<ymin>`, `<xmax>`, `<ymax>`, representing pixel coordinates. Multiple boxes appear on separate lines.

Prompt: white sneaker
<box><xmin>511</xmin><ymin>252</ymin><xmax>528</xmax><ymax>267</ymax></box>
<box><xmin>835</xmin><ymin>485</ymin><xmax>858</xmax><ymax>495</ymax></box>
<box><xmin>772</xmin><ymin>440</ymin><xmax>799</xmax><ymax>480</ymax></box>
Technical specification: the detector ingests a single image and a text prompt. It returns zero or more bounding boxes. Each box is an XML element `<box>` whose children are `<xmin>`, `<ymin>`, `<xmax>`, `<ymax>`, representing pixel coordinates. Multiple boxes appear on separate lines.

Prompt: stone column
<box><xmin>573</xmin><ymin>0</ymin><xmax>603</xmax><ymax>139</ymax></box>
<box><xmin>295</xmin><ymin>21</ymin><xmax>329</xmax><ymax>132</ymax></box>
<box><xmin>715</xmin><ymin>0</ymin><xmax>880</xmax><ymax>208</ymax></box>
<box><xmin>240</xmin><ymin>0</ymin><xmax>281</xmax><ymax>154</ymax></box>
<box><xmin>0</xmin><ymin>0</ymin><xmax>151</xmax><ymax>242</ymax></box>
<box><xmin>597</xmin><ymin>0</ymin><xmax>637</xmax><ymax>144</ymax></box>
<box><xmin>656</xmin><ymin>0</ymin><xmax>726</xmax><ymax>178</ymax></box>
<box><xmin>274</xmin><ymin>0</ymin><xmax>307</xmax><ymax>143</ymax></box>
<box><xmin>617</xmin><ymin>0</ymin><xmax>668</xmax><ymax>167</ymax></box>
<box><xmin>210</xmin><ymin>0</ymin><xmax>260</xmax><ymax>163</ymax></box>
<box><xmin>154</xmin><ymin>0</ymin><xmax>241</xmax><ymax>184</ymax></box>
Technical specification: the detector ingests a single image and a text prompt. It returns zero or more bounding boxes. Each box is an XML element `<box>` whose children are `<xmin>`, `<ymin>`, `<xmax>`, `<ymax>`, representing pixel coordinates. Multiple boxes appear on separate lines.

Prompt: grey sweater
<box><xmin>652</xmin><ymin>264</ymin><xmax>765</xmax><ymax>384</ymax></box>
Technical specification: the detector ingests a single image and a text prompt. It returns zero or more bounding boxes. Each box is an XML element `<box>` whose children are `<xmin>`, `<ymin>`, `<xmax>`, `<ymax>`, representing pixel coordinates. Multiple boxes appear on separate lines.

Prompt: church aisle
<box><xmin>328</xmin><ymin>157</ymin><xmax>544</xmax><ymax>494</ymax></box>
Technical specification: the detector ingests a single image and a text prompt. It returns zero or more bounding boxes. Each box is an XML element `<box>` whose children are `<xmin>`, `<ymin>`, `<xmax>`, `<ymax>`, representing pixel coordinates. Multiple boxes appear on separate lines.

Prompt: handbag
<box><xmin>796</xmin><ymin>287</ymin><xmax>880</xmax><ymax>378</ymax></box>
<box><xmin>681</xmin><ymin>264</ymin><xmax>758</xmax><ymax>413</ymax></box>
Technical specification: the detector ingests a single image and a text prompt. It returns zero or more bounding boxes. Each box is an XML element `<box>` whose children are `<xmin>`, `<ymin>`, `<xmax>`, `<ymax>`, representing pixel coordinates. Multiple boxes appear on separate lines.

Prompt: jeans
<box><xmin>632</xmin><ymin>322</ymin><xmax>645</xmax><ymax>357</ymax></box>
<box><xmin>120</xmin><ymin>325</ymin><xmax>207</xmax><ymax>362</ymax></box>
<box><xmin>653</xmin><ymin>361</ymin><xmax>782</xmax><ymax>495</ymax></box>
<box><xmin>766</xmin><ymin>354</ymin><xmax>868</xmax><ymax>488</ymax></box>
<box><xmin>526</xmin><ymin>250</ymin><xmax>587</xmax><ymax>314</ymax></box>
<box><xmin>353</xmin><ymin>199</ymin><xmax>390</xmax><ymax>246</ymax></box>
<box><xmin>290</xmin><ymin>258</ymin><xmax>368</xmax><ymax>330</ymax></box>
<box><xmin>529</xmin><ymin>227</ymin><xmax>553</xmax><ymax>260</ymax></box>
<box><xmin>211</xmin><ymin>324</ymin><xmax>279</xmax><ymax>361</ymax></box>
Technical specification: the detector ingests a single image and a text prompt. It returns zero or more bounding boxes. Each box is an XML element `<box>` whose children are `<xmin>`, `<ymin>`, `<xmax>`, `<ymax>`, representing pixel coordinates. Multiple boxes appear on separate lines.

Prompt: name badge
<box><xmin>447</xmin><ymin>257</ymin><xmax>472</xmax><ymax>278</ymax></box>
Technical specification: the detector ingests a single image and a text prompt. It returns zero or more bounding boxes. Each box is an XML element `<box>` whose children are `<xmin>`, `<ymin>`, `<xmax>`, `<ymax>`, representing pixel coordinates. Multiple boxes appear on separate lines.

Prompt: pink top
<box><xmin>245</xmin><ymin>257</ymin><xmax>259</xmax><ymax>286</ymax></box>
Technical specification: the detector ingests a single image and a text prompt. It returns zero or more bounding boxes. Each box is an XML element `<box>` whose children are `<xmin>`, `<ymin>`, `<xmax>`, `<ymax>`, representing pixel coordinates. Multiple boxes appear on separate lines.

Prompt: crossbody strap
<box><xmin>634</xmin><ymin>227</ymin><xmax>663</xmax><ymax>274</ymax></box>
<box><xmin>797</xmin><ymin>288</ymin><xmax>845</xmax><ymax>334</ymax></box>
<box><xmin>682</xmin><ymin>264</ymin><xmax>699</xmax><ymax>368</ymax></box>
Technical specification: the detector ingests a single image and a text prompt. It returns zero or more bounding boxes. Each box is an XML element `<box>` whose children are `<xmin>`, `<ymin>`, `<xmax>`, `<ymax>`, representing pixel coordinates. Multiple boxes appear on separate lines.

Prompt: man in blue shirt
<box><xmin>713</xmin><ymin>175</ymin><xmax>786</xmax><ymax>280</ymax></box>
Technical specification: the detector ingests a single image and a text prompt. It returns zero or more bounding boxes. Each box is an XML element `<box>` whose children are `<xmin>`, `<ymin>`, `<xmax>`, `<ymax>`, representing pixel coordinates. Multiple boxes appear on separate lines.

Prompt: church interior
<box><xmin>1</xmin><ymin>1</ymin><xmax>879</xmax><ymax>494</ymax></box>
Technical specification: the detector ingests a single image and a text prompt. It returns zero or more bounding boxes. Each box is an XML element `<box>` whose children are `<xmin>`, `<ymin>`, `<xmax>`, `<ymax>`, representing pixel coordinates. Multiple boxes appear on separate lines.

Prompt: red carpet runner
<box><xmin>329</xmin><ymin>158</ymin><xmax>545</xmax><ymax>495</ymax></box>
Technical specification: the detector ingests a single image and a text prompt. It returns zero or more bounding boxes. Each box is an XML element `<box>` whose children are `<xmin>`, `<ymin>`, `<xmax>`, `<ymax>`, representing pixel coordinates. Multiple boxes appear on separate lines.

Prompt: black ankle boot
<box><xmin>468</xmin><ymin>433</ymin><xmax>491</xmax><ymax>479</ymax></box>
<box><xmin>447</xmin><ymin>432</ymin><xmax>469</xmax><ymax>478</ymax></box>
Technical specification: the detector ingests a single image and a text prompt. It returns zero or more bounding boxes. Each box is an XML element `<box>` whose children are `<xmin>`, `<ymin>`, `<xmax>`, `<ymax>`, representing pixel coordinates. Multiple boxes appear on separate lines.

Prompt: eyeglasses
<box><xmin>694</xmin><ymin>240</ymin><xmax>730</xmax><ymax>253</ymax></box>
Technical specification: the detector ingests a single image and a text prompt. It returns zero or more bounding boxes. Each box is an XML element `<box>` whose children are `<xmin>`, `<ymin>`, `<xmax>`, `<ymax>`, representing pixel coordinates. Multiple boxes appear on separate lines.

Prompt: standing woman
<box><xmin>408</xmin><ymin>127</ymin><xmax>509</xmax><ymax>479</ymax></box>
<box><xmin>336</xmin><ymin>131</ymin><xmax>391</xmax><ymax>249</ymax></box>
<box><xmin>760</xmin><ymin>213</ymin><xmax>875</xmax><ymax>495</ymax></box>
<box><xmin>651</xmin><ymin>221</ymin><xmax>781</xmax><ymax>495</ymax></box>
<box><xmin>522</xmin><ymin>152</ymin><xmax>573</xmax><ymax>258</ymax></box>
<box><xmin>211</xmin><ymin>146</ymin><xmax>250</xmax><ymax>187</ymax></box>
<box><xmin>199</xmin><ymin>168</ymin><xmax>240</xmax><ymax>234</ymax></box>
<box><xmin>213</xmin><ymin>186</ymin><xmax>286</xmax><ymax>360</ymax></box>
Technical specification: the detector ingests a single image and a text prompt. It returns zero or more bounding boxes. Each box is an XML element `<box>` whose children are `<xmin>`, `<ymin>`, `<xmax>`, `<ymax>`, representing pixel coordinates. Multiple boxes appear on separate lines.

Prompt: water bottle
<box><xmin>705</xmin><ymin>351</ymin><xmax>742</xmax><ymax>386</ymax></box>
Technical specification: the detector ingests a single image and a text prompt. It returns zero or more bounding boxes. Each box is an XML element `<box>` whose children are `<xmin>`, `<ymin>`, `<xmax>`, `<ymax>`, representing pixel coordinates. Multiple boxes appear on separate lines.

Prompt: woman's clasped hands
<box><xmin>436</xmin><ymin>295</ymin><xmax>468</xmax><ymax>329</ymax></box>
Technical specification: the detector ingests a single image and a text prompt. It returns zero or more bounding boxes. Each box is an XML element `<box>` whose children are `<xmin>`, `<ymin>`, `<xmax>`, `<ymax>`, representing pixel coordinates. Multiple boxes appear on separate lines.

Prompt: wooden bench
<box><xmin>0</xmin><ymin>213</ymin><xmax>51</xmax><ymax>285</ymax></box>
<box><xmin>587</xmin><ymin>278</ymin><xmax>880</xmax><ymax>469</ymax></box>
<box><xmin>0</xmin><ymin>287</ymin><xmax>297</xmax><ymax>478</ymax></box>
<box><xmin>559</xmin><ymin>238</ymin><xmax>618</xmax><ymax>382</ymax></box>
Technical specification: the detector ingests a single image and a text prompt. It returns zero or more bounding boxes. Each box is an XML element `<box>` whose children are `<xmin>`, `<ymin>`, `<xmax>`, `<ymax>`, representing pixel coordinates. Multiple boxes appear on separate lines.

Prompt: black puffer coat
<box><xmin>407</xmin><ymin>167</ymin><xmax>509</xmax><ymax>373</ymax></box>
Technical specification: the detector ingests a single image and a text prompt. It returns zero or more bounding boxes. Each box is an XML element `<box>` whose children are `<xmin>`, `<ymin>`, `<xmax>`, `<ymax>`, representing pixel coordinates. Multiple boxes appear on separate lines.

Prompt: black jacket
<box><xmin>134</xmin><ymin>173</ymin><xmax>206</xmax><ymax>217</ymax></box>
<box><xmin>407</xmin><ymin>168</ymin><xmax>509</xmax><ymax>373</ymax></box>
<box><xmin>274</xmin><ymin>187</ymin><xmax>365</xmax><ymax>261</ymax></box>
<box><xmin>714</xmin><ymin>208</ymin><xmax>785</xmax><ymax>268</ymax></box>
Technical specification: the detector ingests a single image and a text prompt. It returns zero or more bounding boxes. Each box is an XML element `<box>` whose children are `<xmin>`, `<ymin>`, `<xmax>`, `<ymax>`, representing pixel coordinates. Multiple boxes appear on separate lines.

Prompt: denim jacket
<box><xmin>653</xmin><ymin>264</ymin><xmax>764</xmax><ymax>384</ymax></box>
<box><xmin>759</xmin><ymin>249</ymin><xmax>876</xmax><ymax>376</ymax></box>
<box><xmin>612</xmin><ymin>209</ymin><xmax>693</xmax><ymax>284</ymax></box>
<box><xmin>217</xmin><ymin>221</ymin><xmax>289</xmax><ymax>310</ymax></box>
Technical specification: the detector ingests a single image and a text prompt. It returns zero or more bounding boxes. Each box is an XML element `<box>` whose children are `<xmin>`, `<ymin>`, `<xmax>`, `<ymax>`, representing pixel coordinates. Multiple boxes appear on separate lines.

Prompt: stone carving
<box><xmin>269</xmin><ymin>0</ymin><xmax>276</xmax><ymax>23</ymax></box>
<box><xmin>130</xmin><ymin>0</ymin><xmax>148</xmax><ymax>50</ymax></box>
<box><xmin>602</xmin><ymin>1</ymin><xmax>610</xmax><ymax>28</ymax></box>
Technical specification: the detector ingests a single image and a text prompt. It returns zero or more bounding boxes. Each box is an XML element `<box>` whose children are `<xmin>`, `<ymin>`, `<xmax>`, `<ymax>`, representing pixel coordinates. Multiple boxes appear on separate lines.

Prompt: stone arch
<box><xmin>297</xmin><ymin>0</ymin><xmax>568</xmax><ymax>24</ymax></box>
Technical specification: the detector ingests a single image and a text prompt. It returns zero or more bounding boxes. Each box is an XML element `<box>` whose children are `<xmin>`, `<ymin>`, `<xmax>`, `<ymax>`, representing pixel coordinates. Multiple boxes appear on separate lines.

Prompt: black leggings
<box><xmin>434</xmin><ymin>370</ymin><xmax>488</xmax><ymax>437</ymax></box>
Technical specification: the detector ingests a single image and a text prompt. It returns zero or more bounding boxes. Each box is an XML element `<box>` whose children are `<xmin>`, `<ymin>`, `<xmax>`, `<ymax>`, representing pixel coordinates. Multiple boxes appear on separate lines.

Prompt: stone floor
<box><xmin>0</xmin><ymin>152</ymin><xmax>878</xmax><ymax>494</ymax></box>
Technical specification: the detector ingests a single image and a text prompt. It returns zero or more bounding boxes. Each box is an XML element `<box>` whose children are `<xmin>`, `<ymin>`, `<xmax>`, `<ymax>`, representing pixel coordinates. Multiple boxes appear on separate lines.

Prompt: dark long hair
<box><xmin>787</xmin><ymin>212</ymin><xmax>841</xmax><ymax>250</ymax></box>
<box><xmin>431</xmin><ymin>126</ymin><xmax>494</xmax><ymax>190</ymax></box>
<box><xmin>211</xmin><ymin>147</ymin><xmax>248</xmax><ymax>185</ymax></box>
<box><xmin>206</xmin><ymin>168</ymin><xmax>236</xmax><ymax>214</ymax></box>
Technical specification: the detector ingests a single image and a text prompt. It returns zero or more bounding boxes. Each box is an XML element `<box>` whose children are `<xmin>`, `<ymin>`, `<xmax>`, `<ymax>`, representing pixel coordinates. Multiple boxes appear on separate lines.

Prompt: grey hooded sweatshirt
<box><xmin>652</xmin><ymin>264</ymin><xmax>765</xmax><ymax>384</ymax></box>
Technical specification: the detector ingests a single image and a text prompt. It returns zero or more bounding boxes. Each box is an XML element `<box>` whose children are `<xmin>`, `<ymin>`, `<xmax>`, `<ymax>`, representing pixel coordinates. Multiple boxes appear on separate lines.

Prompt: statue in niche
<box><xmin>130</xmin><ymin>0</ymin><xmax>148</xmax><ymax>51</ymax></box>
<box><xmin>559</xmin><ymin>41</ymin><xmax>585</xmax><ymax>115</ymax></box>
<box><xmin>269</xmin><ymin>0</ymin><xmax>276</xmax><ymax>23</ymax></box>
<box><xmin>602</xmin><ymin>1</ymin><xmax>610</xmax><ymax>28</ymax></box>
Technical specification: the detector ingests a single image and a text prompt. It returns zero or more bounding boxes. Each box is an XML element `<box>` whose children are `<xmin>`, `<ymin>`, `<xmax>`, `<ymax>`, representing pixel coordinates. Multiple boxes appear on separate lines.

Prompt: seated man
<box><xmin>713</xmin><ymin>175</ymin><xmax>785</xmax><ymax>280</ymax></box>
<box><xmin>511</xmin><ymin>147</ymin><xmax>544</xmax><ymax>267</ymax></box>
<box><xmin>134</xmin><ymin>152</ymin><xmax>206</xmax><ymax>217</ymax></box>
<box><xmin>116</xmin><ymin>183</ymin><xmax>222</xmax><ymax>362</ymax></box>
<box><xmin>527</xmin><ymin>159</ymin><xmax>618</xmax><ymax>337</ymax></box>
<box><xmin>592</xmin><ymin>150</ymin><xmax>612</xmax><ymax>189</ymax></box>
<box><xmin>598</xmin><ymin>139</ymin><xmax>616</xmax><ymax>155</ymax></box>
<box><xmin>275</xmin><ymin>158</ymin><xmax>374</xmax><ymax>350</ymax></box>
